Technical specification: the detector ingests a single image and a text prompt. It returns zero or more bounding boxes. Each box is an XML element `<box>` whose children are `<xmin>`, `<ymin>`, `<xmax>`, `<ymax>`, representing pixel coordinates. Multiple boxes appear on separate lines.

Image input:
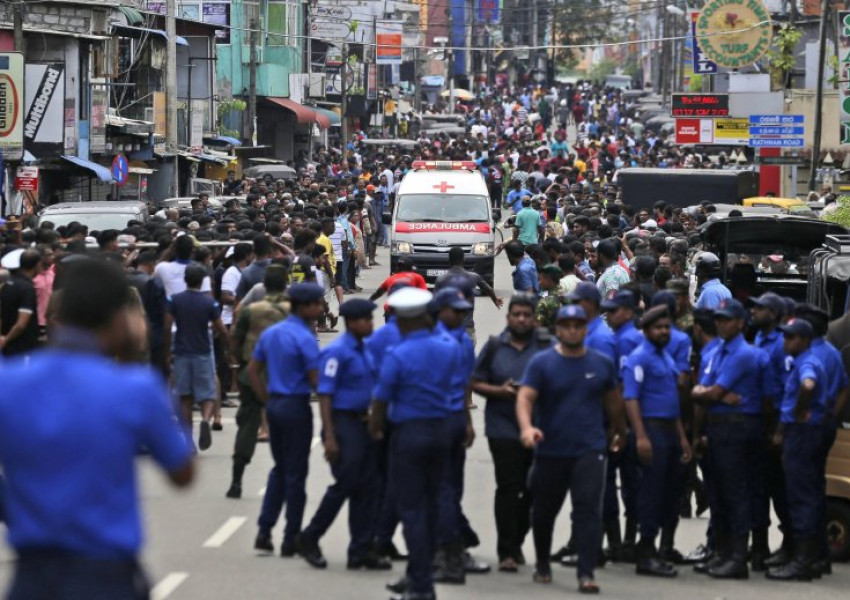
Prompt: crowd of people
<box><xmin>0</xmin><ymin>79</ymin><xmax>845</xmax><ymax>600</ymax></box>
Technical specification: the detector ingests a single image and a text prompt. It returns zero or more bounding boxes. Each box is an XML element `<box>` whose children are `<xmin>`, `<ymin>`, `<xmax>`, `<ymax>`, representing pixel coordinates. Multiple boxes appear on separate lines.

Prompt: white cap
<box><xmin>0</xmin><ymin>248</ymin><xmax>23</xmax><ymax>270</ymax></box>
<box><xmin>643</xmin><ymin>219</ymin><xmax>658</xmax><ymax>230</ymax></box>
<box><xmin>387</xmin><ymin>287</ymin><xmax>433</xmax><ymax>317</ymax></box>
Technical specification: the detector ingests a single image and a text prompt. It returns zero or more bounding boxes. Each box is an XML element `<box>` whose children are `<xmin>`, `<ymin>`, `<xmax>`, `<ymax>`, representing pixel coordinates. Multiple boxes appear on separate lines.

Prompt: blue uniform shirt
<box><xmin>623</xmin><ymin>339</ymin><xmax>681</xmax><ymax>419</ymax></box>
<box><xmin>437</xmin><ymin>321</ymin><xmax>476</xmax><ymax>412</ymax></box>
<box><xmin>587</xmin><ymin>316</ymin><xmax>617</xmax><ymax>365</ymax></box>
<box><xmin>521</xmin><ymin>347</ymin><xmax>618</xmax><ymax>457</ymax></box>
<box><xmin>613</xmin><ymin>320</ymin><xmax>644</xmax><ymax>374</ymax></box>
<box><xmin>512</xmin><ymin>256</ymin><xmax>539</xmax><ymax>294</ymax></box>
<box><xmin>0</xmin><ymin>336</ymin><xmax>191</xmax><ymax>559</ymax></box>
<box><xmin>253</xmin><ymin>315</ymin><xmax>319</xmax><ymax>396</ymax></box>
<box><xmin>780</xmin><ymin>348</ymin><xmax>828</xmax><ymax>425</ymax></box>
<box><xmin>810</xmin><ymin>338</ymin><xmax>849</xmax><ymax>414</ymax></box>
<box><xmin>699</xmin><ymin>337</ymin><xmax>722</xmax><ymax>378</ymax></box>
<box><xmin>373</xmin><ymin>329</ymin><xmax>460</xmax><ymax>423</ymax></box>
<box><xmin>666</xmin><ymin>325</ymin><xmax>692</xmax><ymax>375</ymax></box>
<box><xmin>698</xmin><ymin>334</ymin><xmax>769</xmax><ymax>415</ymax></box>
<box><xmin>695</xmin><ymin>278</ymin><xmax>732</xmax><ymax>310</ymax></box>
<box><xmin>317</xmin><ymin>331</ymin><xmax>376</xmax><ymax>412</ymax></box>
<box><xmin>754</xmin><ymin>328</ymin><xmax>790</xmax><ymax>404</ymax></box>
<box><xmin>366</xmin><ymin>316</ymin><xmax>402</xmax><ymax>371</ymax></box>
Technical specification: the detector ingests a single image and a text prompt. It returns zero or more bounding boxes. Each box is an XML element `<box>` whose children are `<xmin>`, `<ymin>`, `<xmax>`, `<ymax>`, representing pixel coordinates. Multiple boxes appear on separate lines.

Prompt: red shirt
<box><xmin>379</xmin><ymin>271</ymin><xmax>427</xmax><ymax>292</ymax></box>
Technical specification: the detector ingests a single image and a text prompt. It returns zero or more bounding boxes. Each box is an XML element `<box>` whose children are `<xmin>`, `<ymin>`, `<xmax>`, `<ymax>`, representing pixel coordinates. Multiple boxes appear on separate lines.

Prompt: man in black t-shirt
<box><xmin>435</xmin><ymin>247</ymin><xmax>503</xmax><ymax>343</ymax></box>
<box><xmin>0</xmin><ymin>249</ymin><xmax>42</xmax><ymax>358</ymax></box>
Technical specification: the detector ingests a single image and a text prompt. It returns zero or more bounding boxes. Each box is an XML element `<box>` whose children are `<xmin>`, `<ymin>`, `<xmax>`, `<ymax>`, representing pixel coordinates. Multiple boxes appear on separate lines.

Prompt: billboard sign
<box><xmin>0</xmin><ymin>53</ymin><xmax>24</xmax><ymax>161</ymax></box>
<box><xmin>24</xmin><ymin>63</ymin><xmax>65</xmax><ymax>158</ymax></box>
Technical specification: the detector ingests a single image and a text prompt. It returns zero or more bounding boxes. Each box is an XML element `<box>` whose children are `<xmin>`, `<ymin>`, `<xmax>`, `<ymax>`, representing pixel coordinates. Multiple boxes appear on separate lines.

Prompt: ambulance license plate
<box><xmin>426</xmin><ymin>269</ymin><xmax>448</xmax><ymax>277</ymax></box>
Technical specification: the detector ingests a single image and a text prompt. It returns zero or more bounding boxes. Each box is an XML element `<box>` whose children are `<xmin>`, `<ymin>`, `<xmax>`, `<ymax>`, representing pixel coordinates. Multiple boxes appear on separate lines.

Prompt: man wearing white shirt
<box><xmin>154</xmin><ymin>235</ymin><xmax>212</xmax><ymax>298</ymax></box>
<box><xmin>220</xmin><ymin>243</ymin><xmax>253</xmax><ymax>327</ymax></box>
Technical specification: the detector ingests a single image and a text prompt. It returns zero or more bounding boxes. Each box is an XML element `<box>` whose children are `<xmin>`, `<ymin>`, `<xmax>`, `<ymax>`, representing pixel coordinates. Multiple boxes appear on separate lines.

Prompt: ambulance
<box><xmin>384</xmin><ymin>161</ymin><xmax>498</xmax><ymax>285</ymax></box>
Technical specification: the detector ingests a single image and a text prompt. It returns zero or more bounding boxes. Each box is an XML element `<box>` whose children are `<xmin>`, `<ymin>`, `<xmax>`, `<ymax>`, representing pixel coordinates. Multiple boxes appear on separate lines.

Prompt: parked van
<box><xmin>384</xmin><ymin>161</ymin><xmax>498</xmax><ymax>285</ymax></box>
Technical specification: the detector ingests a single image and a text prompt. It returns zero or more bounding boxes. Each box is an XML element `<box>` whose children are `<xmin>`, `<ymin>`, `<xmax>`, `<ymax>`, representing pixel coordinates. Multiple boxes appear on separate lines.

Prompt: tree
<box><xmin>217</xmin><ymin>99</ymin><xmax>246</xmax><ymax>138</ymax></box>
<box><xmin>765</xmin><ymin>23</ymin><xmax>802</xmax><ymax>90</ymax></box>
<box><xmin>552</xmin><ymin>0</ymin><xmax>628</xmax><ymax>73</ymax></box>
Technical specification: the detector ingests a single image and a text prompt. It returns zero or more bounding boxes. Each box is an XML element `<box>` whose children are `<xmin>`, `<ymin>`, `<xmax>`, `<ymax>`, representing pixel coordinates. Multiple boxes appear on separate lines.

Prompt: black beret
<box><xmin>641</xmin><ymin>305</ymin><xmax>671</xmax><ymax>329</ymax></box>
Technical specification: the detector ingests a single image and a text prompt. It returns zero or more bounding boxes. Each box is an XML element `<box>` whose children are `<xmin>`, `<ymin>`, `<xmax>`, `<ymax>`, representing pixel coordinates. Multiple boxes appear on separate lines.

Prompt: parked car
<box><xmin>38</xmin><ymin>202</ymin><xmax>149</xmax><ymax>232</ymax></box>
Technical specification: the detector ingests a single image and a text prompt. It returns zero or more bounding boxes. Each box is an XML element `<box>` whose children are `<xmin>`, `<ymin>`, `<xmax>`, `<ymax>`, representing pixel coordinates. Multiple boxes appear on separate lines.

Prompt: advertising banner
<box><xmin>376</xmin><ymin>22</ymin><xmax>403</xmax><ymax>65</ymax></box>
<box><xmin>0</xmin><ymin>53</ymin><xmax>24</xmax><ymax>161</ymax></box>
<box><xmin>90</xmin><ymin>88</ymin><xmax>107</xmax><ymax>154</ymax></box>
<box><xmin>202</xmin><ymin>2</ymin><xmax>230</xmax><ymax>43</ymax></box>
<box><xmin>24</xmin><ymin>63</ymin><xmax>65</xmax><ymax>157</ymax></box>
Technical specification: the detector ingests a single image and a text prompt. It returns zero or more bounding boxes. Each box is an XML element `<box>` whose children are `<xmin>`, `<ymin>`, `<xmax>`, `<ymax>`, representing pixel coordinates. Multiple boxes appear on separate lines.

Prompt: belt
<box><xmin>643</xmin><ymin>418</ymin><xmax>677</xmax><ymax>431</ymax></box>
<box><xmin>707</xmin><ymin>413</ymin><xmax>761</xmax><ymax>425</ymax></box>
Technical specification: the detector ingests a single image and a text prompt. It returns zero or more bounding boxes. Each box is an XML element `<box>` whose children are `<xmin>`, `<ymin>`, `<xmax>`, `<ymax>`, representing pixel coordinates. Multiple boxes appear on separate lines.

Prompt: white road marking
<box><xmin>151</xmin><ymin>572</ymin><xmax>188</xmax><ymax>600</ymax></box>
<box><xmin>203</xmin><ymin>516</ymin><xmax>247</xmax><ymax>548</ymax></box>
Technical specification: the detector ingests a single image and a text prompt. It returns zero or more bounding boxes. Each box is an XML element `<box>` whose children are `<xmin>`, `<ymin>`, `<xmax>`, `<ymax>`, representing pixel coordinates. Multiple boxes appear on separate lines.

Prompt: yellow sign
<box><xmin>714</xmin><ymin>118</ymin><xmax>749</xmax><ymax>145</ymax></box>
<box><xmin>695</xmin><ymin>0</ymin><xmax>772</xmax><ymax>69</ymax></box>
<box><xmin>153</xmin><ymin>92</ymin><xmax>167</xmax><ymax>137</ymax></box>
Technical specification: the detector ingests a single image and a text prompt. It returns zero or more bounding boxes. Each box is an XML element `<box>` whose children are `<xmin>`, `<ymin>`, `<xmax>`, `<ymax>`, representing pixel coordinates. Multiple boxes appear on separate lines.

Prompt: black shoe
<box><xmin>348</xmin><ymin>555</ymin><xmax>392</xmax><ymax>571</ymax></box>
<box><xmin>462</xmin><ymin>529</ymin><xmax>481</xmax><ymax>549</ymax></box>
<box><xmin>297</xmin><ymin>535</ymin><xmax>327</xmax><ymax>569</ymax></box>
<box><xmin>462</xmin><ymin>552</ymin><xmax>491</xmax><ymax>574</ymax></box>
<box><xmin>694</xmin><ymin>554</ymin><xmax>723</xmax><ymax>575</ymax></box>
<box><xmin>386</xmin><ymin>577</ymin><xmax>408</xmax><ymax>594</ymax></box>
<box><xmin>552</xmin><ymin>544</ymin><xmax>573</xmax><ymax>563</ymax></box>
<box><xmin>254</xmin><ymin>532</ymin><xmax>273</xmax><ymax>553</ymax></box>
<box><xmin>766</xmin><ymin>539</ymin><xmax>815</xmax><ymax>582</ymax></box>
<box><xmin>764</xmin><ymin>540</ymin><xmax>794</xmax><ymax>568</ymax></box>
<box><xmin>389</xmin><ymin>593</ymin><xmax>435</xmax><ymax>600</ymax></box>
<box><xmin>280</xmin><ymin>541</ymin><xmax>297</xmax><ymax>557</ymax></box>
<box><xmin>618</xmin><ymin>542</ymin><xmax>636</xmax><ymax>563</ymax></box>
<box><xmin>211</xmin><ymin>422</ymin><xmax>223</xmax><ymax>431</ymax></box>
<box><xmin>659</xmin><ymin>545</ymin><xmax>684</xmax><ymax>565</ymax></box>
<box><xmin>684</xmin><ymin>544</ymin><xmax>711</xmax><ymax>565</ymax></box>
<box><xmin>225</xmin><ymin>483</ymin><xmax>242</xmax><ymax>499</ymax></box>
<box><xmin>708</xmin><ymin>558</ymin><xmax>749</xmax><ymax>579</ymax></box>
<box><xmin>812</xmin><ymin>557</ymin><xmax>832</xmax><ymax>576</ymax></box>
<box><xmin>375</xmin><ymin>541</ymin><xmax>408</xmax><ymax>561</ymax></box>
<box><xmin>199</xmin><ymin>421</ymin><xmax>212</xmax><ymax>451</ymax></box>
<box><xmin>636</xmin><ymin>556</ymin><xmax>678</xmax><ymax>577</ymax></box>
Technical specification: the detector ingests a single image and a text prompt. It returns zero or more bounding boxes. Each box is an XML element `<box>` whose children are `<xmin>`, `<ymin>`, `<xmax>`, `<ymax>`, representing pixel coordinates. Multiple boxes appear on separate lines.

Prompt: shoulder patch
<box><xmin>634</xmin><ymin>365</ymin><xmax>644</xmax><ymax>383</ymax></box>
<box><xmin>324</xmin><ymin>357</ymin><xmax>339</xmax><ymax>378</ymax></box>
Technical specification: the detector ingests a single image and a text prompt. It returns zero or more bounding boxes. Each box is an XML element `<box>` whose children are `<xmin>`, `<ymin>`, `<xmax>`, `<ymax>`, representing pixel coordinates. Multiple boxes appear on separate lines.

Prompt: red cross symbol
<box><xmin>433</xmin><ymin>181</ymin><xmax>455</xmax><ymax>193</ymax></box>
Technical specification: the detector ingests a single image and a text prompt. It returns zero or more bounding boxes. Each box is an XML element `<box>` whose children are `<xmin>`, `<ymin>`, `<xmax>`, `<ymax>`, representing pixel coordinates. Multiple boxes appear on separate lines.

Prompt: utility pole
<box><xmin>341</xmin><ymin>42</ymin><xmax>348</xmax><ymax>151</ymax></box>
<box><xmin>13</xmin><ymin>1</ymin><xmax>23</xmax><ymax>52</ymax></box>
<box><xmin>809</xmin><ymin>0</ymin><xmax>830</xmax><ymax>191</ymax></box>
<box><xmin>166</xmin><ymin>0</ymin><xmax>178</xmax><ymax>196</ymax></box>
<box><xmin>246</xmin><ymin>18</ymin><xmax>258</xmax><ymax>147</ymax></box>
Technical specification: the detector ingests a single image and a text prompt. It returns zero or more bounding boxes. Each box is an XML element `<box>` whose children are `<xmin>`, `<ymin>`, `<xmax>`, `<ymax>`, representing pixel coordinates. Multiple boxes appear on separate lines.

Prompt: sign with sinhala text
<box><xmin>839</xmin><ymin>11</ymin><xmax>850</xmax><ymax>145</ymax></box>
<box><xmin>0</xmin><ymin>53</ymin><xmax>24</xmax><ymax>161</ymax></box>
<box><xmin>695</xmin><ymin>0</ymin><xmax>772</xmax><ymax>69</ymax></box>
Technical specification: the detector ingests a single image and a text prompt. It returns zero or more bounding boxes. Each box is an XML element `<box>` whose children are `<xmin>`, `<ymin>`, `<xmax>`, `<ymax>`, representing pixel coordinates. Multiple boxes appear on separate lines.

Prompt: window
<box><xmin>267</xmin><ymin>0</ymin><xmax>287</xmax><ymax>46</ymax></box>
<box><xmin>243</xmin><ymin>0</ymin><xmax>260</xmax><ymax>35</ymax></box>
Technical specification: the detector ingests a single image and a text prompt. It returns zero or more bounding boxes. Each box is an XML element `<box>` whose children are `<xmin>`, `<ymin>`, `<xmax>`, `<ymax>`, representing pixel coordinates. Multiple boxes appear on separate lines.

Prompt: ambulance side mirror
<box><xmin>382</xmin><ymin>212</ymin><xmax>392</xmax><ymax>225</ymax></box>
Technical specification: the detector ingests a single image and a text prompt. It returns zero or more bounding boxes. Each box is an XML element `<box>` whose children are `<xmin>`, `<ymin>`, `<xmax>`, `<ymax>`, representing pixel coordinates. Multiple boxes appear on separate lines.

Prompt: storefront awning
<box><xmin>203</xmin><ymin>135</ymin><xmax>242</xmax><ymax>147</ymax></box>
<box><xmin>61</xmin><ymin>155</ymin><xmax>114</xmax><ymax>183</ymax></box>
<box><xmin>113</xmin><ymin>24</ymin><xmax>188</xmax><ymax>46</ymax></box>
<box><xmin>313</xmin><ymin>107</ymin><xmax>341</xmax><ymax>126</ymax></box>
<box><xmin>265</xmin><ymin>97</ymin><xmax>330</xmax><ymax>129</ymax></box>
<box><xmin>106</xmin><ymin>113</ymin><xmax>155</xmax><ymax>135</ymax></box>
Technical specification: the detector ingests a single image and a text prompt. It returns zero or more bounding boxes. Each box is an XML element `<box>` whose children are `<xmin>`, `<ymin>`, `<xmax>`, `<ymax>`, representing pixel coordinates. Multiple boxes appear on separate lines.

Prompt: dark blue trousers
<box><xmin>8</xmin><ymin>550</ymin><xmax>148</xmax><ymax>600</ymax></box>
<box><xmin>391</xmin><ymin>419</ymin><xmax>451</xmax><ymax>596</ymax></box>
<box><xmin>818</xmin><ymin>420</ymin><xmax>838</xmax><ymax>558</ymax></box>
<box><xmin>374</xmin><ymin>424</ymin><xmax>400</xmax><ymax>546</ymax></box>
<box><xmin>302</xmin><ymin>411</ymin><xmax>378</xmax><ymax>559</ymax></box>
<box><xmin>437</xmin><ymin>411</ymin><xmax>467</xmax><ymax>547</ymax></box>
<box><xmin>634</xmin><ymin>422</ymin><xmax>681</xmax><ymax>541</ymax></box>
<box><xmin>706</xmin><ymin>415</ymin><xmax>763</xmax><ymax>537</ymax></box>
<box><xmin>0</xmin><ymin>472</ymin><xmax>6</xmax><ymax>523</ymax></box>
<box><xmin>783</xmin><ymin>423</ymin><xmax>823</xmax><ymax>539</ymax></box>
<box><xmin>603</xmin><ymin>447</ymin><xmax>637</xmax><ymax>522</ymax></box>
<box><xmin>530</xmin><ymin>452</ymin><xmax>606</xmax><ymax>580</ymax></box>
<box><xmin>258</xmin><ymin>396</ymin><xmax>313</xmax><ymax>545</ymax></box>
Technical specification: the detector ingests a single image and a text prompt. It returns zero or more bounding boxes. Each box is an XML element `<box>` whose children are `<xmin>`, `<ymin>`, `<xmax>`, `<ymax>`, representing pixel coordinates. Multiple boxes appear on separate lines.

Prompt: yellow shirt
<box><xmin>317</xmin><ymin>233</ymin><xmax>336</xmax><ymax>276</ymax></box>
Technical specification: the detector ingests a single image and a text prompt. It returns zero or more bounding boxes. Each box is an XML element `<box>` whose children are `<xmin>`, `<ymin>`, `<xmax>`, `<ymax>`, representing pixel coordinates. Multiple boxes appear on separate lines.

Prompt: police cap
<box><xmin>567</xmin><ymin>281</ymin><xmax>601</xmax><ymax>304</ymax></box>
<box><xmin>339</xmin><ymin>298</ymin><xmax>377</xmax><ymax>320</ymax></box>
<box><xmin>778</xmin><ymin>317</ymin><xmax>814</xmax><ymax>339</ymax></box>
<box><xmin>387</xmin><ymin>287</ymin><xmax>433</xmax><ymax>317</ymax></box>
<box><xmin>714</xmin><ymin>298</ymin><xmax>747</xmax><ymax>320</ymax></box>
<box><xmin>601</xmin><ymin>289</ymin><xmax>637</xmax><ymax>312</ymax></box>
<box><xmin>287</xmin><ymin>282</ymin><xmax>324</xmax><ymax>303</ymax></box>
<box><xmin>641</xmin><ymin>305</ymin><xmax>671</xmax><ymax>329</ymax></box>
<box><xmin>556</xmin><ymin>304</ymin><xmax>588</xmax><ymax>322</ymax></box>
<box><xmin>431</xmin><ymin>287</ymin><xmax>473</xmax><ymax>311</ymax></box>
<box><xmin>748</xmin><ymin>292</ymin><xmax>785</xmax><ymax>316</ymax></box>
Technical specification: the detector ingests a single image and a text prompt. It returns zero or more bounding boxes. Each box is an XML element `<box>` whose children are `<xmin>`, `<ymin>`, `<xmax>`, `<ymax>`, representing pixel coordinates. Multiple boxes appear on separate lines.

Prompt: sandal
<box><xmin>498</xmin><ymin>558</ymin><xmax>519</xmax><ymax>573</ymax></box>
<box><xmin>578</xmin><ymin>577</ymin><xmax>600</xmax><ymax>594</ymax></box>
<box><xmin>533</xmin><ymin>566</ymin><xmax>552</xmax><ymax>584</ymax></box>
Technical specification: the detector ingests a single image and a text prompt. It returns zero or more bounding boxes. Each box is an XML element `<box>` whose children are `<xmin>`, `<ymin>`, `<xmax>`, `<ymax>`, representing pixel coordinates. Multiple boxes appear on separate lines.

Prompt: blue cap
<box><xmin>714</xmin><ymin>298</ymin><xmax>747</xmax><ymax>320</ymax></box>
<box><xmin>567</xmin><ymin>281</ymin><xmax>601</xmax><ymax>304</ymax></box>
<box><xmin>287</xmin><ymin>282</ymin><xmax>324</xmax><ymax>303</ymax></box>
<box><xmin>651</xmin><ymin>290</ymin><xmax>677</xmax><ymax>316</ymax></box>
<box><xmin>748</xmin><ymin>292</ymin><xmax>785</xmax><ymax>316</ymax></box>
<box><xmin>556</xmin><ymin>304</ymin><xmax>588</xmax><ymax>322</ymax></box>
<box><xmin>601</xmin><ymin>289</ymin><xmax>636</xmax><ymax>312</ymax></box>
<box><xmin>339</xmin><ymin>298</ymin><xmax>377</xmax><ymax>319</ymax></box>
<box><xmin>779</xmin><ymin>317</ymin><xmax>814</xmax><ymax>338</ymax></box>
<box><xmin>431</xmin><ymin>286</ymin><xmax>473</xmax><ymax>311</ymax></box>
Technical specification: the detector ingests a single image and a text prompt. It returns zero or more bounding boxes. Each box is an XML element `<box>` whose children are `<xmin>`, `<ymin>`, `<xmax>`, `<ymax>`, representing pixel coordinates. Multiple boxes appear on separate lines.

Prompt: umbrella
<box><xmin>243</xmin><ymin>164</ymin><xmax>297</xmax><ymax>180</ymax></box>
<box><xmin>440</xmin><ymin>88</ymin><xmax>474</xmax><ymax>101</ymax></box>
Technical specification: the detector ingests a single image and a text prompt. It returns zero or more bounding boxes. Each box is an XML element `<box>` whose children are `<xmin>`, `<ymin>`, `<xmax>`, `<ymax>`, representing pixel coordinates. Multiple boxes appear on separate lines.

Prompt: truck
<box><xmin>383</xmin><ymin>161</ymin><xmax>499</xmax><ymax>286</ymax></box>
<box><xmin>617</xmin><ymin>168</ymin><xmax>759</xmax><ymax>211</ymax></box>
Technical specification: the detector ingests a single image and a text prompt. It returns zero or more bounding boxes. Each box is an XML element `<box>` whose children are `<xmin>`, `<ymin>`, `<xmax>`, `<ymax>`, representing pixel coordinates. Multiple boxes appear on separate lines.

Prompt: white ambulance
<box><xmin>384</xmin><ymin>161</ymin><xmax>498</xmax><ymax>285</ymax></box>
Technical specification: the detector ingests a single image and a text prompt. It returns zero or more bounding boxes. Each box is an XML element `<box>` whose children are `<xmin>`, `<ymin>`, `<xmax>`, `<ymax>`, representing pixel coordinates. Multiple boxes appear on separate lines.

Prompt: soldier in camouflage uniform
<box><xmin>667</xmin><ymin>278</ymin><xmax>694</xmax><ymax>339</ymax></box>
<box><xmin>226</xmin><ymin>265</ymin><xmax>291</xmax><ymax>499</ymax></box>
<box><xmin>535</xmin><ymin>264</ymin><xmax>566</xmax><ymax>333</ymax></box>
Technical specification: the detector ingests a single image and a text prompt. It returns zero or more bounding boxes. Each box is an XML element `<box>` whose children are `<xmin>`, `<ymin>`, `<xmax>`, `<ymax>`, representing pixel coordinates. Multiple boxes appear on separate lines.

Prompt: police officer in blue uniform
<box><xmin>792</xmin><ymin>304</ymin><xmax>849</xmax><ymax>576</ymax></box>
<box><xmin>0</xmin><ymin>259</ymin><xmax>195</xmax><ymax>599</ymax></box>
<box><xmin>370</xmin><ymin>287</ymin><xmax>461</xmax><ymax>600</ymax></box>
<box><xmin>249</xmin><ymin>282</ymin><xmax>323</xmax><ymax>556</ymax></box>
<box><xmin>694</xmin><ymin>252</ymin><xmax>731</xmax><ymax>311</ymax></box>
<box><xmin>767</xmin><ymin>317</ymin><xmax>828</xmax><ymax>581</ymax></box>
<box><xmin>622</xmin><ymin>305</ymin><xmax>693</xmax><ymax>577</ymax></box>
<box><xmin>600</xmin><ymin>289</ymin><xmax>643</xmax><ymax>560</ymax></box>
<box><xmin>431</xmin><ymin>287</ymin><xmax>480</xmax><ymax>584</ymax></box>
<box><xmin>517</xmin><ymin>304</ymin><xmax>627</xmax><ymax>594</ymax></box>
<box><xmin>297</xmin><ymin>298</ymin><xmax>392</xmax><ymax>571</ymax></box>
<box><xmin>691</xmin><ymin>299</ymin><xmax>771</xmax><ymax>579</ymax></box>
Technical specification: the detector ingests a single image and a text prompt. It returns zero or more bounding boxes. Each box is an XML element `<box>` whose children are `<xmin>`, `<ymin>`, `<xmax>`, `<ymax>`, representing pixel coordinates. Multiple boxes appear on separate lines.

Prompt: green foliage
<box><xmin>587</xmin><ymin>58</ymin><xmax>617</xmax><ymax>82</ymax></box>
<box><xmin>823</xmin><ymin>196</ymin><xmax>850</xmax><ymax>228</ymax></box>
<box><xmin>552</xmin><ymin>0</ymin><xmax>627</xmax><ymax>73</ymax></box>
<box><xmin>828</xmin><ymin>55</ymin><xmax>840</xmax><ymax>88</ymax></box>
<box><xmin>765</xmin><ymin>24</ymin><xmax>802</xmax><ymax>89</ymax></box>
<box><xmin>217</xmin><ymin>98</ymin><xmax>246</xmax><ymax>138</ymax></box>
<box><xmin>689</xmin><ymin>74</ymin><xmax>704</xmax><ymax>91</ymax></box>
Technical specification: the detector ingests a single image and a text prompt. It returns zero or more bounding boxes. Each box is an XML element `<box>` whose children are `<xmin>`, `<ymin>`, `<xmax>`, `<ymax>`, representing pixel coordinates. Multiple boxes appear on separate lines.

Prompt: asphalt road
<box><xmin>1</xmin><ymin>246</ymin><xmax>848</xmax><ymax>599</ymax></box>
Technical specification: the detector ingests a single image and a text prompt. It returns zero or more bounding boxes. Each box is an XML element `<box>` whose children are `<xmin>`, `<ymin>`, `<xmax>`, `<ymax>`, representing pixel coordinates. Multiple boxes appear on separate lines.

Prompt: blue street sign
<box><xmin>111</xmin><ymin>153</ymin><xmax>129</xmax><ymax>186</ymax></box>
<box><xmin>749</xmin><ymin>126</ymin><xmax>805</xmax><ymax>136</ymax></box>
<box><xmin>748</xmin><ymin>138</ymin><xmax>805</xmax><ymax>148</ymax></box>
<box><xmin>748</xmin><ymin>115</ymin><xmax>805</xmax><ymax>125</ymax></box>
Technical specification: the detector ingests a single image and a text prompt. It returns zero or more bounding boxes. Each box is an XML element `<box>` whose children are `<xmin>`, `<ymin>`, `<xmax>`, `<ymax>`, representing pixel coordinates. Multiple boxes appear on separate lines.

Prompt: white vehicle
<box><xmin>384</xmin><ymin>161</ymin><xmax>498</xmax><ymax>285</ymax></box>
